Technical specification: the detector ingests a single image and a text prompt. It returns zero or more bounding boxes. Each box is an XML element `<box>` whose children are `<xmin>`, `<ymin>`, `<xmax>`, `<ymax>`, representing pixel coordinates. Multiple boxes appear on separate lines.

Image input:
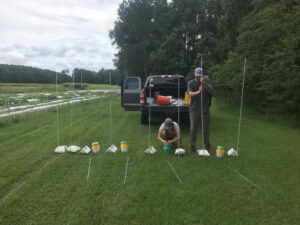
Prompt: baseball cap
<box><xmin>194</xmin><ymin>67</ymin><xmax>203</xmax><ymax>76</ymax></box>
<box><xmin>164</xmin><ymin>118</ymin><xmax>173</xmax><ymax>131</ymax></box>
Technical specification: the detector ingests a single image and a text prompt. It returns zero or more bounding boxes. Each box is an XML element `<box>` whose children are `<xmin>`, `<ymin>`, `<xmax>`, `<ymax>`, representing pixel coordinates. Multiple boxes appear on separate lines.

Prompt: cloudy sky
<box><xmin>0</xmin><ymin>0</ymin><xmax>123</xmax><ymax>73</ymax></box>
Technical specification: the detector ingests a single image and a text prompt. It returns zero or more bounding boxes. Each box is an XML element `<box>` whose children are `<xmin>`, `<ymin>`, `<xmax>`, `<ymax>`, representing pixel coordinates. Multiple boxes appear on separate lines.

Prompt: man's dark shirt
<box><xmin>187</xmin><ymin>77</ymin><xmax>212</xmax><ymax>113</ymax></box>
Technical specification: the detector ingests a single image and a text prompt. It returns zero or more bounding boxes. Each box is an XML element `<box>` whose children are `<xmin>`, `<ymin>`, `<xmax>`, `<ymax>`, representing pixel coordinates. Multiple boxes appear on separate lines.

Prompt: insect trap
<box><xmin>227</xmin><ymin>58</ymin><xmax>247</xmax><ymax>157</ymax></box>
<box><xmin>53</xmin><ymin>72</ymin><xmax>70</xmax><ymax>154</ymax></box>
<box><xmin>66</xmin><ymin>73</ymin><xmax>81</xmax><ymax>153</ymax></box>
<box><xmin>175</xmin><ymin>76</ymin><xmax>185</xmax><ymax>156</ymax></box>
<box><xmin>106</xmin><ymin>71</ymin><xmax>118</xmax><ymax>153</ymax></box>
<box><xmin>197</xmin><ymin>81</ymin><xmax>210</xmax><ymax>157</ymax></box>
<box><xmin>144</xmin><ymin>77</ymin><xmax>156</xmax><ymax>154</ymax></box>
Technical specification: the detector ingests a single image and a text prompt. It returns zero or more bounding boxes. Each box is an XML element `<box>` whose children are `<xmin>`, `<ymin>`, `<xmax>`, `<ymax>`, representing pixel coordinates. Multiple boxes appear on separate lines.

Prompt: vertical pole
<box><xmin>236</xmin><ymin>58</ymin><xmax>247</xmax><ymax>155</ymax></box>
<box><xmin>148</xmin><ymin>78</ymin><xmax>151</xmax><ymax>147</ymax></box>
<box><xmin>69</xmin><ymin>73</ymin><xmax>74</xmax><ymax>146</ymax></box>
<box><xmin>177</xmin><ymin>75</ymin><xmax>180</xmax><ymax>147</ymax></box>
<box><xmin>200</xmin><ymin>58</ymin><xmax>204</xmax><ymax>149</ymax></box>
<box><xmin>109</xmin><ymin>70</ymin><xmax>112</xmax><ymax>145</ymax></box>
<box><xmin>201</xmin><ymin>87</ymin><xmax>204</xmax><ymax>150</ymax></box>
<box><xmin>56</xmin><ymin>72</ymin><xmax>59</xmax><ymax>146</ymax></box>
<box><xmin>201</xmin><ymin>57</ymin><xmax>203</xmax><ymax>68</ymax></box>
<box><xmin>79</xmin><ymin>70</ymin><xmax>83</xmax><ymax>147</ymax></box>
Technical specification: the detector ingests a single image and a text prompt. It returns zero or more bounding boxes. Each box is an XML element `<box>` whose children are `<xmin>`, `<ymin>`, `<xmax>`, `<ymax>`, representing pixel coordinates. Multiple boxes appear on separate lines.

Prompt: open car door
<box><xmin>121</xmin><ymin>77</ymin><xmax>142</xmax><ymax>111</ymax></box>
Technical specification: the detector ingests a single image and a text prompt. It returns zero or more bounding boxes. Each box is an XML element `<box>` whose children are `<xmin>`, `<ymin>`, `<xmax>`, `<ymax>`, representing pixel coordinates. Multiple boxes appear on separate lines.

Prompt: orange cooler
<box><xmin>157</xmin><ymin>95</ymin><xmax>170</xmax><ymax>105</ymax></box>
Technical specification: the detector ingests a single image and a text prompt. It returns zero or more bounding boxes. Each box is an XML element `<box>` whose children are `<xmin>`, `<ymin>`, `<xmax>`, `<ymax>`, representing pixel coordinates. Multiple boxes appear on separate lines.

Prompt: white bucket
<box><xmin>216</xmin><ymin>146</ymin><xmax>225</xmax><ymax>158</ymax></box>
<box><xmin>120</xmin><ymin>141</ymin><xmax>128</xmax><ymax>152</ymax></box>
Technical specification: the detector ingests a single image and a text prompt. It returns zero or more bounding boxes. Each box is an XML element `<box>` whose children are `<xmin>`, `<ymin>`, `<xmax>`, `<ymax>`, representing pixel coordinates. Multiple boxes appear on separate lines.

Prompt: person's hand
<box><xmin>200</xmin><ymin>76</ymin><xmax>206</xmax><ymax>84</ymax></box>
<box><xmin>163</xmin><ymin>140</ymin><xmax>168</xmax><ymax>145</ymax></box>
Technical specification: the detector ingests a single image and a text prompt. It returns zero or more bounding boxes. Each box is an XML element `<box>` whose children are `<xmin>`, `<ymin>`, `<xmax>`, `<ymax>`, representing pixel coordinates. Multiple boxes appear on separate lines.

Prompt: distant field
<box><xmin>0</xmin><ymin>96</ymin><xmax>299</xmax><ymax>225</ymax></box>
<box><xmin>0</xmin><ymin>83</ymin><xmax>120</xmax><ymax>93</ymax></box>
<box><xmin>0</xmin><ymin>83</ymin><xmax>120</xmax><ymax>108</ymax></box>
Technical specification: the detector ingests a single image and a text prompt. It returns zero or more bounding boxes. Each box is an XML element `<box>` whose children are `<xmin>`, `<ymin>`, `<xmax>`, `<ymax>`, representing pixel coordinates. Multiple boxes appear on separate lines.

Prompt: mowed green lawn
<box><xmin>0</xmin><ymin>95</ymin><xmax>299</xmax><ymax>225</ymax></box>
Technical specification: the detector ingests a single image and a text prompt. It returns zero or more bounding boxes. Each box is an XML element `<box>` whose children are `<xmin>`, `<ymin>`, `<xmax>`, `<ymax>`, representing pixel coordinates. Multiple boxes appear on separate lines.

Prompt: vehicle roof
<box><xmin>148</xmin><ymin>74</ymin><xmax>184</xmax><ymax>77</ymax></box>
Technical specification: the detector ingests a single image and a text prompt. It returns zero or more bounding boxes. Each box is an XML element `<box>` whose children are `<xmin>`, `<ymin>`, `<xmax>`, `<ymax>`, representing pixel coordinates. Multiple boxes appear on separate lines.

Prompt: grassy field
<box><xmin>0</xmin><ymin>95</ymin><xmax>299</xmax><ymax>225</ymax></box>
<box><xmin>0</xmin><ymin>83</ymin><xmax>120</xmax><ymax>93</ymax></box>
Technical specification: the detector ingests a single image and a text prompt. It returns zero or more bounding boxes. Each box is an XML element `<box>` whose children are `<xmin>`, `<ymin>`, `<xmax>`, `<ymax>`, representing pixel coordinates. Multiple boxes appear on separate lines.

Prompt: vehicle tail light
<box><xmin>140</xmin><ymin>92</ymin><xmax>144</xmax><ymax>104</ymax></box>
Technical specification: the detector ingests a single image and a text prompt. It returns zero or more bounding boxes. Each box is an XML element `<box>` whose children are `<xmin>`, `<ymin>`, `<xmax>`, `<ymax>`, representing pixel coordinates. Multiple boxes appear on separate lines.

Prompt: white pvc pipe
<box><xmin>167</xmin><ymin>160</ymin><xmax>182</xmax><ymax>184</ymax></box>
<box><xmin>227</xmin><ymin>166</ymin><xmax>261</xmax><ymax>190</ymax></box>
<box><xmin>87</xmin><ymin>157</ymin><xmax>92</xmax><ymax>181</ymax></box>
<box><xmin>69</xmin><ymin>74</ymin><xmax>75</xmax><ymax>146</ymax></box>
<box><xmin>236</xmin><ymin>58</ymin><xmax>247</xmax><ymax>155</ymax></box>
<box><xmin>123</xmin><ymin>157</ymin><xmax>130</xmax><ymax>184</ymax></box>
<box><xmin>56</xmin><ymin>72</ymin><xmax>60</xmax><ymax>146</ymax></box>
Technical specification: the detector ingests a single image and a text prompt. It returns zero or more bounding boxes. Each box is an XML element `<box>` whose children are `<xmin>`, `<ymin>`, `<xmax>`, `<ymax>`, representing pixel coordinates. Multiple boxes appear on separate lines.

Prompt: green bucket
<box><xmin>163</xmin><ymin>144</ymin><xmax>171</xmax><ymax>154</ymax></box>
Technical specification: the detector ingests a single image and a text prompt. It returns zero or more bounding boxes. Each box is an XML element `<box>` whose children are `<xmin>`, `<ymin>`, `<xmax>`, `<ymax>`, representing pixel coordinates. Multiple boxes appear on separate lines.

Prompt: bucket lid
<box><xmin>120</xmin><ymin>141</ymin><xmax>127</xmax><ymax>144</ymax></box>
<box><xmin>92</xmin><ymin>142</ymin><xmax>99</xmax><ymax>145</ymax></box>
<box><xmin>216</xmin><ymin>145</ymin><xmax>224</xmax><ymax>149</ymax></box>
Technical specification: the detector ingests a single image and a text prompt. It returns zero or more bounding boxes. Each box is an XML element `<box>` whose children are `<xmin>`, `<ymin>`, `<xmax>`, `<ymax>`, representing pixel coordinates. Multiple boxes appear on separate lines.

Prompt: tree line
<box><xmin>0</xmin><ymin>64</ymin><xmax>71</xmax><ymax>84</ymax></box>
<box><xmin>110</xmin><ymin>0</ymin><xmax>300</xmax><ymax>124</ymax></box>
<box><xmin>72</xmin><ymin>68</ymin><xmax>120</xmax><ymax>85</ymax></box>
<box><xmin>0</xmin><ymin>64</ymin><xmax>121</xmax><ymax>85</ymax></box>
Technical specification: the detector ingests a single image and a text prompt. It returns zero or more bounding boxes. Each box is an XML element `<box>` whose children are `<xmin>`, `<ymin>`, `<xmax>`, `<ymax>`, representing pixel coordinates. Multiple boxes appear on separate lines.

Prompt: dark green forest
<box><xmin>0</xmin><ymin>64</ymin><xmax>71</xmax><ymax>84</ymax></box>
<box><xmin>110</xmin><ymin>0</ymin><xmax>300</xmax><ymax>124</ymax></box>
<box><xmin>0</xmin><ymin>64</ymin><xmax>120</xmax><ymax>85</ymax></box>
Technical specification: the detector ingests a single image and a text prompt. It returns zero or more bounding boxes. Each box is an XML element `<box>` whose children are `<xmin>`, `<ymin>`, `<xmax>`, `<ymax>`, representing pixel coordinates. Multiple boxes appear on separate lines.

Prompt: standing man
<box><xmin>187</xmin><ymin>67</ymin><xmax>213</xmax><ymax>152</ymax></box>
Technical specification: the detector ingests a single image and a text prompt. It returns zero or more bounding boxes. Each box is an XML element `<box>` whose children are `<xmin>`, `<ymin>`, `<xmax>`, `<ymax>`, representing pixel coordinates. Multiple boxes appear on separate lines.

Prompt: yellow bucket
<box><xmin>120</xmin><ymin>141</ymin><xmax>128</xmax><ymax>152</ymax></box>
<box><xmin>216</xmin><ymin>146</ymin><xmax>225</xmax><ymax>158</ymax></box>
<box><xmin>92</xmin><ymin>142</ymin><xmax>100</xmax><ymax>153</ymax></box>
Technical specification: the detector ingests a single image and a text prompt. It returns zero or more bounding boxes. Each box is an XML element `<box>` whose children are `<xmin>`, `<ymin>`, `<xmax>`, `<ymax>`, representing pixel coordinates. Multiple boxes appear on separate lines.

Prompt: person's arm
<box><xmin>168</xmin><ymin>132</ymin><xmax>181</xmax><ymax>144</ymax></box>
<box><xmin>157</xmin><ymin>130</ymin><xmax>168</xmax><ymax>144</ymax></box>
<box><xmin>188</xmin><ymin>81</ymin><xmax>204</xmax><ymax>97</ymax></box>
<box><xmin>168</xmin><ymin>123</ymin><xmax>181</xmax><ymax>144</ymax></box>
<box><xmin>200</xmin><ymin>77</ymin><xmax>213</xmax><ymax>94</ymax></box>
<box><xmin>188</xmin><ymin>86</ymin><xmax>204</xmax><ymax>97</ymax></box>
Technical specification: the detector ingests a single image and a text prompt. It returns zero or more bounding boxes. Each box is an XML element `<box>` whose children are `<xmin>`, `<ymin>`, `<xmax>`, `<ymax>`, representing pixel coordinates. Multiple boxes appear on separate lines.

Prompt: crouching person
<box><xmin>157</xmin><ymin>118</ymin><xmax>181</xmax><ymax>149</ymax></box>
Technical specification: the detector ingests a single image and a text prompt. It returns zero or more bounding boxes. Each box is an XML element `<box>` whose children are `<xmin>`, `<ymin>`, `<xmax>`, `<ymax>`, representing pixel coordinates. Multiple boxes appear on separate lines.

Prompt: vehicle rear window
<box><xmin>125</xmin><ymin>78</ymin><xmax>139</xmax><ymax>90</ymax></box>
<box><xmin>146</xmin><ymin>76</ymin><xmax>186</xmax><ymax>87</ymax></box>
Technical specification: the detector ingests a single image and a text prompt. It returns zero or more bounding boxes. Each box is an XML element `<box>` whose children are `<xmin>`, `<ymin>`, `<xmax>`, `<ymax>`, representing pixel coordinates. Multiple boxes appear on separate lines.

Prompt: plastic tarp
<box><xmin>145</xmin><ymin>145</ymin><xmax>156</xmax><ymax>154</ymax></box>
<box><xmin>175</xmin><ymin>148</ymin><xmax>186</xmax><ymax>155</ymax></box>
<box><xmin>67</xmin><ymin>145</ymin><xmax>81</xmax><ymax>153</ymax></box>
<box><xmin>197</xmin><ymin>149</ymin><xmax>210</xmax><ymax>157</ymax></box>
<box><xmin>106</xmin><ymin>144</ymin><xmax>118</xmax><ymax>153</ymax></box>
<box><xmin>54</xmin><ymin>145</ymin><xmax>67</xmax><ymax>153</ymax></box>
<box><xmin>227</xmin><ymin>148</ymin><xmax>238</xmax><ymax>157</ymax></box>
<box><xmin>79</xmin><ymin>145</ymin><xmax>91</xmax><ymax>154</ymax></box>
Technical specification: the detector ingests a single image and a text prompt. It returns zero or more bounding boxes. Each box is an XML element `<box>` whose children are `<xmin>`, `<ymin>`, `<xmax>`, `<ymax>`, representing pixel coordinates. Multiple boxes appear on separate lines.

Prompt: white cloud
<box><xmin>0</xmin><ymin>0</ymin><xmax>123</xmax><ymax>72</ymax></box>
